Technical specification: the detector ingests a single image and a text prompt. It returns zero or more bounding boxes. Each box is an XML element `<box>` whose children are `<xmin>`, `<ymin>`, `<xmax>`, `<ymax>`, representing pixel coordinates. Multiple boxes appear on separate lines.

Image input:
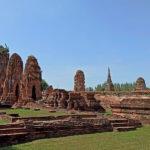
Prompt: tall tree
<box><xmin>41</xmin><ymin>79</ymin><xmax>49</xmax><ymax>91</ymax></box>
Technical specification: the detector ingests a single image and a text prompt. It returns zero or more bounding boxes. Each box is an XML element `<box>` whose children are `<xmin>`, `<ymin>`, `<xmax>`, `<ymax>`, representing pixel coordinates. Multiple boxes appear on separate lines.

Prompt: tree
<box><xmin>41</xmin><ymin>79</ymin><xmax>49</xmax><ymax>91</ymax></box>
<box><xmin>95</xmin><ymin>82</ymin><xmax>136</xmax><ymax>92</ymax></box>
<box><xmin>0</xmin><ymin>44</ymin><xmax>9</xmax><ymax>54</ymax></box>
<box><xmin>86</xmin><ymin>87</ymin><xmax>94</xmax><ymax>91</ymax></box>
<box><xmin>95</xmin><ymin>82</ymin><xmax>107</xmax><ymax>91</ymax></box>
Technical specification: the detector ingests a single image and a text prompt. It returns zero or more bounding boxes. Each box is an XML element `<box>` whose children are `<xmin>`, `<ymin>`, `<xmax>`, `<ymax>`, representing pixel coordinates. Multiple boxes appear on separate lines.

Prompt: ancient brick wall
<box><xmin>81</xmin><ymin>92</ymin><xmax>105</xmax><ymax>112</ymax></box>
<box><xmin>74</xmin><ymin>70</ymin><xmax>85</xmax><ymax>92</ymax></box>
<box><xmin>111</xmin><ymin>96</ymin><xmax>150</xmax><ymax>124</ymax></box>
<box><xmin>0</xmin><ymin>115</ymin><xmax>113</xmax><ymax>147</ymax></box>
<box><xmin>135</xmin><ymin>77</ymin><xmax>146</xmax><ymax>91</ymax></box>
<box><xmin>0</xmin><ymin>46</ymin><xmax>9</xmax><ymax>97</ymax></box>
<box><xmin>67</xmin><ymin>92</ymin><xmax>87</xmax><ymax>110</ymax></box>
<box><xmin>22</xmin><ymin>56</ymin><xmax>42</xmax><ymax>101</ymax></box>
<box><xmin>1</xmin><ymin>53</ymin><xmax>23</xmax><ymax>105</ymax></box>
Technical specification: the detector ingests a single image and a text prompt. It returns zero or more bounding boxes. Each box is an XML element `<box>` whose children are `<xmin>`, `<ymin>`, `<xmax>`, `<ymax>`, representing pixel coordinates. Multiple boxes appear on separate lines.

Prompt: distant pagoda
<box><xmin>135</xmin><ymin>77</ymin><xmax>146</xmax><ymax>91</ymax></box>
<box><xmin>105</xmin><ymin>67</ymin><xmax>115</xmax><ymax>91</ymax></box>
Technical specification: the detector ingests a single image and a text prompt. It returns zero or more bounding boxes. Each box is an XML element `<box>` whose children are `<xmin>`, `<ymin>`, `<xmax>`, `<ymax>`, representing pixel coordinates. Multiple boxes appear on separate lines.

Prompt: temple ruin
<box><xmin>21</xmin><ymin>56</ymin><xmax>42</xmax><ymax>102</ymax></box>
<box><xmin>0</xmin><ymin>46</ymin><xmax>42</xmax><ymax>106</ymax></box>
<box><xmin>0</xmin><ymin>46</ymin><xmax>9</xmax><ymax>96</ymax></box>
<box><xmin>0</xmin><ymin>45</ymin><xmax>150</xmax><ymax>147</ymax></box>
<box><xmin>105</xmin><ymin>68</ymin><xmax>115</xmax><ymax>91</ymax></box>
<box><xmin>1</xmin><ymin>53</ymin><xmax>23</xmax><ymax>105</ymax></box>
<box><xmin>74</xmin><ymin>70</ymin><xmax>85</xmax><ymax>92</ymax></box>
<box><xmin>135</xmin><ymin>77</ymin><xmax>146</xmax><ymax>91</ymax></box>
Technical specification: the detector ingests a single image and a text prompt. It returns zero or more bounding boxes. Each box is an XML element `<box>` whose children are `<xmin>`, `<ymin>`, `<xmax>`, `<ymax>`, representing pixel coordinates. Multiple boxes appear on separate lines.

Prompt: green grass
<box><xmin>0</xmin><ymin>108</ymin><xmax>67</xmax><ymax>117</ymax></box>
<box><xmin>1</xmin><ymin>126</ymin><xmax>150</xmax><ymax>150</ymax></box>
<box><xmin>103</xmin><ymin>109</ymin><xmax>112</xmax><ymax>116</ymax></box>
<box><xmin>0</xmin><ymin>108</ymin><xmax>68</xmax><ymax>125</ymax></box>
<box><xmin>0</xmin><ymin>119</ymin><xmax>9</xmax><ymax>125</ymax></box>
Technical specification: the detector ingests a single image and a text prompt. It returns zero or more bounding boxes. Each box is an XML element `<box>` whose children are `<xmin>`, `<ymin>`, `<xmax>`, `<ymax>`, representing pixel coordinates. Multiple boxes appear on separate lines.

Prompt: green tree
<box><xmin>0</xmin><ymin>44</ymin><xmax>9</xmax><ymax>54</ymax></box>
<box><xmin>86</xmin><ymin>87</ymin><xmax>94</xmax><ymax>91</ymax></box>
<box><xmin>95</xmin><ymin>82</ymin><xmax>136</xmax><ymax>92</ymax></box>
<box><xmin>95</xmin><ymin>82</ymin><xmax>107</xmax><ymax>91</ymax></box>
<box><xmin>41</xmin><ymin>79</ymin><xmax>49</xmax><ymax>91</ymax></box>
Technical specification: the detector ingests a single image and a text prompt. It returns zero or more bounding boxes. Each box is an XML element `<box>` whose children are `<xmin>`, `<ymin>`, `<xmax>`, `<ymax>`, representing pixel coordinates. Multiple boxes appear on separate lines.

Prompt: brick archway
<box><xmin>32</xmin><ymin>86</ymin><xmax>36</xmax><ymax>100</ymax></box>
<box><xmin>15</xmin><ymin>84</ymin><xmax>19</xmax><ymax>100</ymax></box>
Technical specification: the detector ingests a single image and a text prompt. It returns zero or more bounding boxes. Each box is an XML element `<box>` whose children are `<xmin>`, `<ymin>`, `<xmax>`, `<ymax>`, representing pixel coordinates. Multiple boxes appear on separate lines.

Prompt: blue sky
<box><xmin>0</xmin><ymin>0</ymin><xmax>150</xmax><ymax>90</ymax></box>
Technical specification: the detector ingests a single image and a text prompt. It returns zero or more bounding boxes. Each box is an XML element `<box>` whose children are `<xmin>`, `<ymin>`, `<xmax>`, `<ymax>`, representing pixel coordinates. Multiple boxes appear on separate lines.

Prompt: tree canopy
<box><xmin>0</xmin><ymin>44</ymin><xmax>9</xmax><ymax>54</ymax></box>
<box><xmin>41</xmin><ymin>79</ymin><xmax>49</xmax><ymax>91</ymax></box>
<box><xmin>95</xmin><ymin>82</ymin><xmax>136</xmax><ymax>92</ymax></box>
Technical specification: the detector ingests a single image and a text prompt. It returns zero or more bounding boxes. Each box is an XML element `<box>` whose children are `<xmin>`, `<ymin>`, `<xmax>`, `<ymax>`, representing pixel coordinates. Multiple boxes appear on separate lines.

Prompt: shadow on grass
<box><xmin>1</xmin><ymin>146</ymin><xmax>19</xmax><ymax>150</ymax></box>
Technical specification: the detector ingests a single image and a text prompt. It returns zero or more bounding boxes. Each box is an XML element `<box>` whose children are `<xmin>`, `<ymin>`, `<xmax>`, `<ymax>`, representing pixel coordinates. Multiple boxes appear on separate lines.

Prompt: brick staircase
<box><xmin>0</xmin><ymin>115</ymin><xmax>142</xmax><ymax>147</ymax></box>
<box><xmin>109</xmin><ymin>118</ymin><xmax>141</xmax><ymax>132</ymax></box>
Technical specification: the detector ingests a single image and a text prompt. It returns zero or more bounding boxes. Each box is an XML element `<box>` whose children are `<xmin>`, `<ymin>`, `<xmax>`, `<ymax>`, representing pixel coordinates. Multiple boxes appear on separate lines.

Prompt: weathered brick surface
<box><xmin>135</xmin><ymin>77</ymin><xmax>146</xmax><ymax>91</ymax></box>
<box><xmin>0</xmin><ymin>115</ymin><xmax>113</xmax><ymax>147</ymax></box>
<box><xmin>0</xmin><ymin>50</ymin><xmax>42</xmax><ymax>106</ymax></box>
<box><xmin>0</xmin><ymin>46</ymin><xmax>9</xmax><ymax>97</ymax></box>
<box><xmin>43</xmin><ymin>90</ymin><xmax>105</xmax><ymax>112</ymax></box>
<box><xmin>111</xmin><ymin>96</ymin><xmax>150</xmax><ymax>124</ymax></box>
<box><xmin>1</xmin><ymin>53</ymin><xmax>23</xmax><ymax>105</ymax></box>
<box><xmin>0</xmin><ymin>114</ymin><xmax>141</xmax><ymax>147</ymax></box>
<box><xmin>74</xmin><ymin>70</ymin><xmax>85</xmax><ymax>92</ymax></box>
<box><xmin>22</xmin><ymin>56</ymin><xmax>42</xmax><ymax>102</ymax></box>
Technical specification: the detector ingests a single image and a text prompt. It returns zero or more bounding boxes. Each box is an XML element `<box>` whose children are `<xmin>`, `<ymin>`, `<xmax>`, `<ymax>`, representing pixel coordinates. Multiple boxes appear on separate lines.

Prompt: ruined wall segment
<box><xmin>135</xmin><ymin>77</ymin><xmax>146</xmax><ymax>91</ymax></box>
<box><xmin>74</xmin><ymin>70</ymin><xmax>85</xmax><ymax>92</ymax></box>
<box><xmin>0</xmin><ymin>46</ymin><xmax>9</xmax><ymax>97</ymax></box>
<box><xmin>1</xmin><ymin>53</ymin><xmax>23</xmax><ymax>105</ymax></box>
<box><xmin>22</xmin><ymin>55</ymin><xmax>42</xmax><ymax>101</ymax></box>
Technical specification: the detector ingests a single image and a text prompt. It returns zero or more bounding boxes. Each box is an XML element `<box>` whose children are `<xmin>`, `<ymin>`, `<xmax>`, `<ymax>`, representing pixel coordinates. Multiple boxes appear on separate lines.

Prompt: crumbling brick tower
<box><xmin>105</xmin><ymin>68</ymin><xmax>115</xmax><ymax>91</ymax></box>
<box><xmin>0</xmin><ymin>45</ymin><xmax>9</xmax><ymax>97</ymax></box>
<box><xmin>2</xmin><ymin>53</ymin><xmax>23</xmax><ymax>105</ymax></box>
<box><xmin>22</xmin><ymin>56</ymin><xmax>42</xmax><ymax>101</ymax></box>
<box><xmin>74</xmin><ymin>70</ymin><xmax>85</xmax><ymax>92</ymax></box>
<box><xmin>135</xmin><ymin>77</ymin><xmax>146</xmax><ymax>91</ymax></box>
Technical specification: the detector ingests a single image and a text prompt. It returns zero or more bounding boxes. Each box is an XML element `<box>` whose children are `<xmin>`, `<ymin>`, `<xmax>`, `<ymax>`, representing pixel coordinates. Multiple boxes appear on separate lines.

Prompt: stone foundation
<box><xmin>0</xmin><ymin>115</ymin><xmax>113</xmax><ymax>147</ymax></box>
<box><xmin>43</xmin><ymin>90</ymin><xmax>105</xmax><ymax>112</ymax></box>
<box><xmin>111</xmin><ymin>96</ymin><xmax>150</xmax><ymax>124</ymax></box>
<box><xmin>0</xmin><ymin>114</ymin><xmax>141</xmax><ymax>147</ymax></box>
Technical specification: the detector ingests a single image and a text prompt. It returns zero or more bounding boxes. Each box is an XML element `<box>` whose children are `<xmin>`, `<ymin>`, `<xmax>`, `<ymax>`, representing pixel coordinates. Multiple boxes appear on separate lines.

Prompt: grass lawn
<box><xmin>1</xmin><ymin>126</ymin><xmax>150</xmax><ymax>150</ymax></box>
<box><xmin>0</xmin><ymin>119</ymin><xmax>9</xmax><ymax>125</ymax></box>
<box><xmin>0</xmin><ymin>108</ymin><xmax>67</xmax><ymax>117</ymax></box>
<box><xmin>0</xmin><ymin>108</ymin><xmax>68</xmax><ymax>125</ymax></box>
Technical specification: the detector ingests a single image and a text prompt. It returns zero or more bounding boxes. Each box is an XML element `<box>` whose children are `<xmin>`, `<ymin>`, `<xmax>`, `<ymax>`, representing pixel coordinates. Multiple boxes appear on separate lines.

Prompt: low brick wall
<box><xmin>11</xmin><ymin>114</ymin><xmax>97</xmax><ymax>123</ymax></box>
<box><xmin>0</xmin><ymin>116</ymin><xmax>112</xmax><ymax>147</ymax></box>
<box><xmin>111</xmin><ymin>104</ymin><xmax>150</xmax><ymax>124</ymax></box>
<box><xmin>0</xmin><ymin>114</ymin><xmax>12</xmax><ymax>122</ymax></box>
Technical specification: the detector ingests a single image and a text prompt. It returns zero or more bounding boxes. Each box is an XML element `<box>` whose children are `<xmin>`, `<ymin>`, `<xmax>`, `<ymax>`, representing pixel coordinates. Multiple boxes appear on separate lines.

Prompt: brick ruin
<box><xmin>0</xmin><ymin>45</ymin><xmax>149</xmax><ymax>125</ymax></box>
<box><xmin>111</xmin><ymin>96</ymin><xmax>150</xmax><ymax>124</ymax></box>
<box><xmin>0</xmin><ymin>46</ymin><xmax>9</xmax><ymax>97</ymax></box>
<box><xmin>81</xmin><ymin>92</ymin><xmax>105</xmax><ymax>111</ymax></box>
<box><xmin>1</xmin><ymin>53</ymin><xmax>23</xmax><ymax>105</ymax></box>
<box><xmin>41</xmin><ymin>69</ymin><xmax>150</xmax><ymax>125</ymax></box>
<box><xmin>43</xmin><ymin>89</ymin><xmax>105</xmax><ymax>112</ymax></box>
<box><xmin>46</xmin><ymin>89</ymin><xmax>69</xmax><ymax>109</ymax></box>
<box><xmin>0</xmin><ymin>45</ymin><xmax>149</xmax><ymax>147</ymax></box>
<box><xmin>105</xmin><ymin>68</ymin><xmax>115</xmax><ymax>91</ymax></box>
<box><xmin>0</xmin><ymin>114</ymin><xmax>141</xmax><ymax>147</ymax></box>
<box><xmin>0</xmin><ymin>46</ymin><xmax>42</xmax><ymax>106</ymax></box>
<box><xmin>106</xmin><ymin>77</ymin><xmax>150</xmax><ymax>124</ymax></box>
<box><xmin>135</xmin><ymin>77</ymin><xmax>146</xmax><ymax>91</ymax></box>
<box><xmin>21</xmin><ymin>56</ymin><xmax>42</xmax><ymax>102</ymax></box>
<box><xmin>74</xmin><ymin>70</ymin><xmax>85</xmax><ymax>92</ymax></box>
<box><xmin>41</xmin><ymin>69</ymin><xmax>105</xmax><ymax>112</ymax></box>
<box><xmin>42</xmin><ymin>85</ymin><xmax>53</xmax><ymax>99</ymax></box>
